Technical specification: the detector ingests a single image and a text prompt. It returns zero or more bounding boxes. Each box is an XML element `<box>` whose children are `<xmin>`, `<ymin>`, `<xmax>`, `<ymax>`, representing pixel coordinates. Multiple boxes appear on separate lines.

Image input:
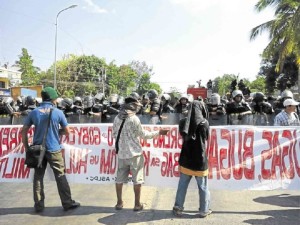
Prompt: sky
<box><xmin>0</xmin><ymin>0</ymin><xmax>275</xmax><ymax>93</ymax></box>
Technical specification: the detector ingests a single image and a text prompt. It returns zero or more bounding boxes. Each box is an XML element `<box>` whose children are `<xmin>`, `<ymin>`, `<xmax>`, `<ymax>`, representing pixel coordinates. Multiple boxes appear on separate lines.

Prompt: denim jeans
<box><xmin>174</xmin><ymin>172</ymin><xmax>210</xmax><ymax>213</ymax></box>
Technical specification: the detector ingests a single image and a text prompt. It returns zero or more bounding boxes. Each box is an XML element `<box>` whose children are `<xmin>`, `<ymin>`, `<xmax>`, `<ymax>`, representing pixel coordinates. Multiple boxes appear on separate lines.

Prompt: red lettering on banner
<box><xmin>140</xmin><ymin>126</ymin><xmax>151</xmax><ymax>147</ymax></box>
<box><xmin>65</xmin><ymin>127</ymin><xmax>101</xmax><ymax>146</ymax></box>
<box><xmin>161</xmin><ymin>152</ymin><xmax>180</xmax><ymax>177</ymax></box>
<box><xmin>282</xmin><ymin>130</ymin><xmax>294</xmax><ymax>179</ymax></box>
<box><xmin>0</xmin><ymin>128</ymin><xmax>10</xmax><ymax>157</ymax></box>
<box><xmin>107</xmin><ymin>126</ymin><xmax>114</xmax><ymax>147</ymax></box>
<box><xmin>208</xmin><ymin>128</ymin><xmax>255</xmax><ymax>180</ymax></box>
<box><xmin>219</xmin><ymin>129</ymin><xmax>231</xmax><ymax>180</ymax></box>
<box><xmin>91</xmin><ymin>127</ymin><xmax>101</xmax><ymax>145</ymax></box>
<box><xmin>61</xmin><ymin>127</ymin><xmax>75</xmax><ymax>145</ymax></box>
<box><xmin>153</xmin><ymin>127</ymin><xmax>181</xmax><ymax>150</ymax></box>
<box><xmin>0</xmin><ymin>127</ymin><xmax>24</xmax><ymax>157</ymax></box>
<box><xmin>0</xmin><ymin>157</ymin><xmax>30</xmax><ymax>179</ymax></box>
<box><xmin>82</xmin><ymin>127</ymin><xmax>90</xmax><ymax>145</ymax></box>
<box><xmin>272</xmin><ymin>131</ymin><xmax>283</xmax><ymax>179</ymax></box>
<box><xmin>261</xmin><ymin>129</ymin><xmax>300</xmax><ymax>180</ymax></box>
<box><xmin>261</xmin><ymin>131</ymin><xmax>273</xmax><ymax>179</ymax></box>
<box><xmin>243</xmin><ymin>129</ymin><xmax>254</xmax><ymax>179</ymax></box>
<box><xmin>153</xmin><ymin>127</ymin><xmax>167</xmax><ymax>148</ymax></box>
<box><xmin>231</xmin><ymin>129</ymin><xmax>243</xmax><ymax>180</ymax></box>
<box><xmin>151</xmin><ymin>157</ymin><xmax>160</xmax><ymax>167</ymax></box>
<box><xmin>65</xmin><ymin>148</ymin><xmax>88</xmax><ymax>174</ymax></box>
<box><xmin>169</xmin><ymin>127</ymin><xmax>179</xmax><ymax>149</ymax></box>
<box><xmin>100</xmin><ymin>149</ymin><xmax>116</xmax><ymax>174</ymax></box>
<box><xmin>143</xmin><ymin>151</ymin><xmax>150</xmax><ymax>176</ymax></box>
<box><xmin>90</xmin><ymin>155</ymin><xmax>99</xmax><ymax>165</ymax></box>
<box><xmin>208</xmin><ymin>129</ymin><xmax>220</xmax><ymax>179</ymax></box>
<box><xmin>293</xmin><ymin>130</ymin><xmax>300</xmax><ymax>177</ymax></box>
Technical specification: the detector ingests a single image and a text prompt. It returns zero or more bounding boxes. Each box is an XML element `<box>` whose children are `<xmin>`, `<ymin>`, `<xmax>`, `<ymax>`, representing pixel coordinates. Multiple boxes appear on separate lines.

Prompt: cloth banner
<box><xmin>0</xmin><ymin>124</ymin><xmax>299</xmax><ymax>190</ymax></box>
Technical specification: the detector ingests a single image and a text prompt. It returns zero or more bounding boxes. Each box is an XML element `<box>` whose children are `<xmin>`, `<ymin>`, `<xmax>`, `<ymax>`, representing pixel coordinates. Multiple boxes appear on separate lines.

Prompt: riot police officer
<box><xmin>146</xmin><ymin>89</ymin><xmax>162</xmax><ymax>124</ymax></box>
<box><xmin>226</xmin><ymin>90</ymin><xmax>252</xmax><ymax>125</ymax></box>
<box><xmin>174</xmin><ymin>94</ymin><xmax>190</xmax><ymax>122</ymax></box>
<box><xmin>251</xmin><ymin>92</ymin><xmax>274</xmax><ymax>125</ymax></box>
<box><xmin>207</xmin><ymin>93</ymin><xmax>226</xmax><ymax>125</ymax></box>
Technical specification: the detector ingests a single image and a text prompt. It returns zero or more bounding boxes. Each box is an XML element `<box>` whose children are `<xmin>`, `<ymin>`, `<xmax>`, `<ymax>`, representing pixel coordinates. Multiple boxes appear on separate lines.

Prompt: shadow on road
<box><xmin>1</xmin><ymin>205</ymin><xmax>299</xmax><ymax>225</ymax></box>
<box><xmin>253</xmin><ymin>194</ymin><xmax>300</xmax><ymax>207</ymax></box>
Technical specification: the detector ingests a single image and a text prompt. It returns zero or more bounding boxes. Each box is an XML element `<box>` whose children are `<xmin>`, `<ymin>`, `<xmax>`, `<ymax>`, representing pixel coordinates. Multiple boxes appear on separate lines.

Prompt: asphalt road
<box><xmin>0</xmin><ymin>181</ymin><xmax>299</xmax><ymax>225</ymax></box>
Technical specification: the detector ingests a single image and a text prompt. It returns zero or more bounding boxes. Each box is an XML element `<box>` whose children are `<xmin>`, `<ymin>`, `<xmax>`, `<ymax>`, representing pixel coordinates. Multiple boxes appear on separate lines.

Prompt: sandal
<box><xmin>133</xmin><ymin>204</ymin><xmax>144</xmax><ymax>211</ymax></box>
<box><xmin>115</xmin><ymin>202</ymin><xmax>123</xmax><ymax>210</ymax></box>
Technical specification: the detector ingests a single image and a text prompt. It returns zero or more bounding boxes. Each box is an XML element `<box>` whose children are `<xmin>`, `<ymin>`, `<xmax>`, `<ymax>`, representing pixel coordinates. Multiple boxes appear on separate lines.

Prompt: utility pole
<box><xmin>99</xmin><ymin>68</ymin><xmax>106</xmax><ymax>95</ymax></box>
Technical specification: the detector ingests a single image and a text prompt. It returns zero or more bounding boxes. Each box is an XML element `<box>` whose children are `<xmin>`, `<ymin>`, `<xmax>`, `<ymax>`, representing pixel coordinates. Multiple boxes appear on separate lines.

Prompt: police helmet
<box><xmin>179</xmin><ymin>94</ymin><xmax>188</xmax><ymax>101</ymax></box>
<box><xmin>35</xmin><ymin>97</ymin><xmax>42</xmax><ymax>105</ymax></box>
<box><xmin>25</xmin><ymin>95</ymin><xmax>36</xmax><ymax>106</ymax></box>
<box><xmin>109</xmin><ymin>94</ymin><xmax>119</xmax><ymax>103</ymax></box>
<box><xmin>83</xmin><ymin>95</ymin><xmax>94</xmax><ymax>108</ymax></box>
<box><xmin>253</xmin><ymin>92</ymin><xmax>265</xmax><ymax>103</ymax></box>
<box><xmin>161</xmin><ymin>93</ymin><xmax>171</xmax><ymax>101</ymax></box>
<box><xmin>130</xmin><ymin>92</ymin><xmax>140</xmax><ymax>100</ymax></box>
<box><xmin>93</xmin><ymin>93</ymin><xmax>104</xmax><ymax>104</ymax></box>
<box><xmin>61</xmin><ymin>98</ymin><xmax>73</xmax><ymax>108</ymax></box>
<box><xmin>73</xmin><ymin>96</ymin><xmax>83</xmax><ymax>106</ymax></box>
<box><xmin>187</xmin><ymin>94</ymin><xmax>194</xmax><ymax>102</ymax></box>
<box><xmin>211</xmin><ymin>93</ymin><xmax>221</xmax><ymax>105</ymax></box>
<box><xmin>232</xmin><ymin>90</ymin><xmax>243</xmax><ymax>99</ymax></box>
<box><xmin>147</xmin><ymin>89</ymin><xmax>158</xmax><ymax>100</ymax></box>
<box><xmin>118</xmin><ymin>96</ymin><xmax>125</xmax><ymax>105</ymax></box>
<box><xmin>281</xmin><ymin>90</ymin><xmax>293</xmax><ymax>99</ymax></box>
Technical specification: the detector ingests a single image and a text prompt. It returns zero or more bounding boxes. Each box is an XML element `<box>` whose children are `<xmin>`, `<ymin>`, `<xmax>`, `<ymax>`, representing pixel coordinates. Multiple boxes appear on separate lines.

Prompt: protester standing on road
<box><xmin>173</xmin><ymin>100</ymin><xmax>212</xmax><ymax>218</ymax></box>
<box><xmin>21</xmin><ymin>87</ymin><xmax>80</xmax><ymax>212</ymax></box>
<box><xmin>274</xmin><ymin>98</ymin><xmax>300</xmax><ymax>126</ymax></box>
<box><xmin>113</xmin><ymin>95</ymin><xmax>169</xmax><ymax>211</ymax></box>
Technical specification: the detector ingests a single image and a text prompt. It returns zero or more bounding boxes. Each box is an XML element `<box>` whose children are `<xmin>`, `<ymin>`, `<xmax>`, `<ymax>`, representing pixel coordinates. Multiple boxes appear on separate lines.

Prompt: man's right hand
<box><xmin>159</xmin><ymin>129</ymin><xmax>169</xmax><ymax>135</ymax></box>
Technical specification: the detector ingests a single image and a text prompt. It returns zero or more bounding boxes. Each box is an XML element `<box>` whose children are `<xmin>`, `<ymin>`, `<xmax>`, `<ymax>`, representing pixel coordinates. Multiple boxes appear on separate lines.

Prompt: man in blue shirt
<box><xmin>21</xmin><ymin>87</ymin><xmax>80</xmax><ymax>212</ymax></box>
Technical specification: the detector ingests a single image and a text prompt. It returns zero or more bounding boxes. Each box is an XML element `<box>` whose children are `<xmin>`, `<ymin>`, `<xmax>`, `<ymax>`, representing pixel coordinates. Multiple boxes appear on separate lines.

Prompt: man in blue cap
<box><xmin>21</xmin><ymin>87</ymin><xmax>80</xmax><ymax>212</ymax></box>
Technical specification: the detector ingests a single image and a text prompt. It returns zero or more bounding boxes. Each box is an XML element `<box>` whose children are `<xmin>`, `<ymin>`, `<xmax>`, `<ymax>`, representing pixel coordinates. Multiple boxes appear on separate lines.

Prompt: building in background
<box><xmin>0</xmin><ymin>64</ymin><xmax>22</xmax><ymax>88</ymax></box>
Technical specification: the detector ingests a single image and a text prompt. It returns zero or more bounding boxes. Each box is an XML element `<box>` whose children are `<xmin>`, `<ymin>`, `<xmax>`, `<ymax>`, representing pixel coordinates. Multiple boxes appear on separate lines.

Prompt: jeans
<box><xmin>174</xmin><ymin>172</ymin><xmax>210</xmax><ymax>213</ymax></box>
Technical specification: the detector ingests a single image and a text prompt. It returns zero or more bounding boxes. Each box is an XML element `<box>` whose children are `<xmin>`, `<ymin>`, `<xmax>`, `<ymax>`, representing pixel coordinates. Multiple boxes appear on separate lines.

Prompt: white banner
<box><xmin>0</xmin><ymin>124</ymin><xmax>299</xmax><ymax>190</ymax></box>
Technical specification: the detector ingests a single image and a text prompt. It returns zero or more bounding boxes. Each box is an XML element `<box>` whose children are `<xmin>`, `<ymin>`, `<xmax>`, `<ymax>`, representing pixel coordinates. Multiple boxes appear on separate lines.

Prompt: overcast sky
<box><xmin>0</xmin><ymin>0</ymin><xmax>275</xmax><ymax>92</ymax></box>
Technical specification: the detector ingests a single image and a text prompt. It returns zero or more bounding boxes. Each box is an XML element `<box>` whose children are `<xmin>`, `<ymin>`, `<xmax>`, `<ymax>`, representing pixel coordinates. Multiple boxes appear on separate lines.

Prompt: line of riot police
<box><xmin>0</xmin><ymin>88</ymin><xmax>299</xmax><ymax>126</ymax></box>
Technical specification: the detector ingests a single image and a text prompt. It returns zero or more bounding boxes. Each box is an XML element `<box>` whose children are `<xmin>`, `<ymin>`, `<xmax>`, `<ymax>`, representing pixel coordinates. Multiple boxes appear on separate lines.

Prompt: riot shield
<box><xmin>228</xmin><ymin>114</ymin><xmax>254</xmax><ymax>125</ymax></box>
<box><xmin>67</xmin><ymin>114</ymin><xmax>81</xmax><ymax>124</ymax></box>
<box><xmin>12</xmin><ymin>115</ymin><xmax>27</xmax><ymax>125</ymax></box>
<box><xmin>208</xmin><ymin>114</ymin><xmax>228</xmax><ymax>126</ymax></box>
<box><xmin>161</xmin><ymin>113</ymin><xmax>180</xmax><ymax>125</ymax></box>
<box><xmin>0</xmin><ymin>115</ymin><xmax>12</xmax><ymax>125</ymax></box>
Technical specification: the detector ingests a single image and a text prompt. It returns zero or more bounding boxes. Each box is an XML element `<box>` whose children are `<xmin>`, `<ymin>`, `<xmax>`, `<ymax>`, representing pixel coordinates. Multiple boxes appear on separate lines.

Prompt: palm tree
<box><xmin>250</xmin><ymin>0</ymin><xmax>300</xmax><ymax>92</ymax></box>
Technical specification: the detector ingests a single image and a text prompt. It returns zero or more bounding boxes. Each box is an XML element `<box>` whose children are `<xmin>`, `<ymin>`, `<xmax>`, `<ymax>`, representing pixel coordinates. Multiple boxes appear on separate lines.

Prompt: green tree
<box><xmin>130</xmin><ymin>60</ymin><xmax>154</xmax><ymax>95</ymax></box>
<box><xmin>107</xmin><ymin>63</ymin><xmax>138</xmax><ymax>97</ymax></box>
<box><xmin>147</xmin><ymin>82</ymin><xmax>162</xmax><ymax>94</ymax></box>
<box><xmin>213</xmin><ymin>74</ymin><xmax>237</xmax><ymax>96</ymax></box>
<box><xmin>249</xmin><ymin>75</ymin><xmax>267</xmax><ymax>93</ymax></box>
<box><xmin>258</xmin><ymin>53</ymin><xmax>298</xmax><ymax>93</ymax></box>
<box><xmin>15</xmin><ymin>48</ymin><xmax>40</xmax><ymax>86</ymax></box>
<box><xmin>250</xmin><ymin>0</ymin><xmax>300</xmax><ymax>91</ymax></box>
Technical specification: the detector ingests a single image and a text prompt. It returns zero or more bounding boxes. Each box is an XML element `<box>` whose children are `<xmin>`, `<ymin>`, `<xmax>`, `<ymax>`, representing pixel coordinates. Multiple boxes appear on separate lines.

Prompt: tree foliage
<box><xmin>15</xmin><ymin>48</ymin><xmax>40</xmax><ymax>86</ymax></box>
<box><xmin>258</xmin><ymin>53</ymin><xmax>298</xmax><ymax>93</ymax></box>
<box><xmin>249</xmin><ymin>75</ymin><xmax>267</xmax><ymax>93</ymax></box>
<box><xmin>39</xmin><ymin>56</ymin><xmax>160</xmax><ymax>98</ymax></box>
<box><xmin>250</xmin><ymin>0</ymin><xmax>300</xmax><ymax>83</ymax></box>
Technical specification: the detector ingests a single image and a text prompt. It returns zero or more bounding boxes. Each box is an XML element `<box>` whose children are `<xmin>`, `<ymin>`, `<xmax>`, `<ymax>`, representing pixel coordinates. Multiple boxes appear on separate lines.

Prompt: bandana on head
<box><xmin>117</xmin><ymin>102</ymin><xmax>140</xmax><ymax>120</ymax></box>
